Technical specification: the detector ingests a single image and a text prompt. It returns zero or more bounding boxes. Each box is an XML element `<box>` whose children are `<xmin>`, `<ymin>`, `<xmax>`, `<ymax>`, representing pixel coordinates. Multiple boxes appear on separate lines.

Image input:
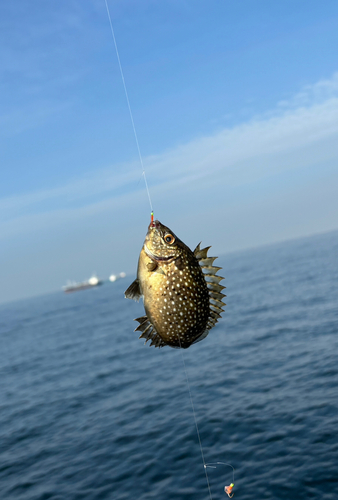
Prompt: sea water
<box><xmin>0</xmin><ymin>231</ymin><xmax>337</xmax><ymax>499</ymax></box>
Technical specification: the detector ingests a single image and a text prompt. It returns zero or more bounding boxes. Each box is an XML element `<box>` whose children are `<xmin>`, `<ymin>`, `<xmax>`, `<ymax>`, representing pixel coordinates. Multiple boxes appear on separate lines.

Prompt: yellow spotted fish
<box><xmin>125</xmin><ymin>219</ymin><xmax>226</xmax><ymax>348</ymax></box>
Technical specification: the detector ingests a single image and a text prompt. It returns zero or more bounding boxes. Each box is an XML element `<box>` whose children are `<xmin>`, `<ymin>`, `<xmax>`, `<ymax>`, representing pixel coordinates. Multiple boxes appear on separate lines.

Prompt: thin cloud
<box><xmin>277</xmin><ymin>71</ymin><xmax>338</xmax><ymax>109</ymax></box>
<box><xmin>1</xmin><ymin>72</ymin><xmax>338</xmax><ymax>240</ymax></box>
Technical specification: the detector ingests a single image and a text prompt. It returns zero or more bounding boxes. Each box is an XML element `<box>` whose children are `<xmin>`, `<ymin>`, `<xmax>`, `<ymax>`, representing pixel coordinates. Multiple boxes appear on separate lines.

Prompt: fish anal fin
<box><xmin>139</xmin><ymin>326</ymin><xmax>153</xmax><ymax>340</ymax></box>
<box><xmin>134</xmin><ymin>316</ymin><xmax>148</xmax><ymax>324</ymax></box>
<box><xmin>150</xmin><ymin>334</ymin><xmax>166</xmax><ymax>348</ymax></box>
<box><xmin>192</xmin><ymin>329</ymin><xmax>209</xmax><ymax>345</ymax></box>
<box><xmin>135</xmin><ymin>321</ymin><xmax>152</xmax><ymax>333</ymax></box>
<box><xmin>134</xmin><ymin>316</ymin><xmax>166</xmax><ymax>348</ymax></box>
<box><xmin>125</xmin><ymin>279</ymin><xmax>142</xmax><ymax>301</ymax></box>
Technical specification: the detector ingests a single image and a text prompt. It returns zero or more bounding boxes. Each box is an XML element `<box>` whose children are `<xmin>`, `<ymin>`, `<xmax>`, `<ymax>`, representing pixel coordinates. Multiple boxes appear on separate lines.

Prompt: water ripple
<box><xmin>0</xmin><ymin>231</ymin><xmax>338</xmax><ymax>499</ymax></box>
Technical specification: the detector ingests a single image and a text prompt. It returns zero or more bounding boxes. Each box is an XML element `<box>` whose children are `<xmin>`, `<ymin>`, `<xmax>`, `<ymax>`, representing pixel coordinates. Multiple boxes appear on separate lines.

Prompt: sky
<box><xmin>1</xmin><ymin>0</ymin><xmax>338</xmax><ymax>304</ymax></box>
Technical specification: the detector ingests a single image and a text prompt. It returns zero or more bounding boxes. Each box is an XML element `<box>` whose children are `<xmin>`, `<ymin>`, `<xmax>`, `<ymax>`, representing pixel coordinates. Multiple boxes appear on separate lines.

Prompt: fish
<box><xmin>125</xmin><ymin>219</ymin><xmax>226</xmax><ymax>349</ymax></box>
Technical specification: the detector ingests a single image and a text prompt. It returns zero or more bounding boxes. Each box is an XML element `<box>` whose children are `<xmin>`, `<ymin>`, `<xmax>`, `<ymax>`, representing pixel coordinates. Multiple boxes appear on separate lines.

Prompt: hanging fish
<box><xmin>125</xmin><ymin>217</ymin><xmax>226</xmax><ymax>348</ymax></box>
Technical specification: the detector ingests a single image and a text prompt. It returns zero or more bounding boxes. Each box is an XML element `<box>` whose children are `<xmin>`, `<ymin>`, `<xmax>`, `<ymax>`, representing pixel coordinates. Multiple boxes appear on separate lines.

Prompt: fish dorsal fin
<box><xmin>194</xmin><ymin>244</ymin><xmax>211</xmax><ymax>260</ymax></box>
<box><xmin>193</xmin><ymin>242</ymin><xmax>201</xmax><ymax>255</ymax></box>
<box><xmin>194</xmin><ymin>243</ymin><xmax>227</xmax><ymax>330</ymax></box>
<box><xmin>134</xmin><ymin>316</ymin><xmax>166</xmax><ymax>348</ymax></box>
<box><xmin>125</xmin><ymin>279</ymin><xmax>142</xmax><ymax>302</ymax></box>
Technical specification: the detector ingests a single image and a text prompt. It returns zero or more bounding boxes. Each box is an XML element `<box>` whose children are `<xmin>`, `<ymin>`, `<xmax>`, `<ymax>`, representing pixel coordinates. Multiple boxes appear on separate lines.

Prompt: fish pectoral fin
<box><xmin>147</xmin><ymin>261</ymin><xmax>158</xmax><ymax>272</ymax></box>
<box><xmin>125</xmin><ymin>279</ymin><xmax>142</xmax><ymax>301</ymax></box>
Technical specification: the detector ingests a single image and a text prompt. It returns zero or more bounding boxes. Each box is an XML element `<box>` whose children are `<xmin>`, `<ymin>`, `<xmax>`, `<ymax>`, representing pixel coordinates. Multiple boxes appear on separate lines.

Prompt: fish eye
<box><xmin>164</xmin><ymin>234</ymin><xmax>175</xmax><ymax>244</ymax></box>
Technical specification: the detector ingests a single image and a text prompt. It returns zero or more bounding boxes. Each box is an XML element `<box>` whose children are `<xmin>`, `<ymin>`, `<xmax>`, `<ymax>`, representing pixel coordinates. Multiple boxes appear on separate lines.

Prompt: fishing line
<box><xmin>104</xmin><ymin>0</ymin><xmax>153</xmax><ymax>213</ymax></box>
<box><xmin>178</xmin><ymin>337</ymin><xmax>213</xmax><ymax>500</ymax></box>
<box><xmin>104</xmin><ymin>4</ymin><xmax>224</xmax><ymax>497</ymax></box>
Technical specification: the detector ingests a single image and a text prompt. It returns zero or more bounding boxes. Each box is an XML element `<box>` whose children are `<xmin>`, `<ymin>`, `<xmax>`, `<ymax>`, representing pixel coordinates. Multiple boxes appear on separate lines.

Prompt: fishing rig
<box><xmin>104</xmin><ymin>2</ymin><xmax>236</xmax><ymax>498</ymax></box>
<box><xmin>205</xmin><ymin>463</ymin><xmax>236</xmax><ymax>498</ymax></box>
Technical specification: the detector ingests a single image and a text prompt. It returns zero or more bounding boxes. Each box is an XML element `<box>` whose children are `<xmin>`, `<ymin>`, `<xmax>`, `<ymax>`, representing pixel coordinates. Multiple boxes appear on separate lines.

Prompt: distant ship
<box><xmin>109</xmin><ymin>271</ymin><xmax>126</xmax><ymax>282</ymax></box>
<box><xmin>63</xmin><ymin>275</ymin><xmax>102</xmax><ymax>293</ymax></box>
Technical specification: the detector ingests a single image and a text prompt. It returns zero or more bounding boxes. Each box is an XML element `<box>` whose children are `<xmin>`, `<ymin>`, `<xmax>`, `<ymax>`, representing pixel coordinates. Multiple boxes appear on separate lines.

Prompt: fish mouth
<box><xmin>144</xmin><ymin>244</ymin><xmax>175</xmax><ymax>263</ymax></box>
<box><xmin>148</xmin><ymin>219</ymin><xmax>161</xmax><ymax>230</ymax></box>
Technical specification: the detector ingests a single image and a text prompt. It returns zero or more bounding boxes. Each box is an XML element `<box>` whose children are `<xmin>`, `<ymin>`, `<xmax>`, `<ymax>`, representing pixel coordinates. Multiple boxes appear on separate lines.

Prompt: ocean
<box><xmin>0</xmin><ymin>230</ymin><xmax>337</xmax><ymax>500</ymax></box>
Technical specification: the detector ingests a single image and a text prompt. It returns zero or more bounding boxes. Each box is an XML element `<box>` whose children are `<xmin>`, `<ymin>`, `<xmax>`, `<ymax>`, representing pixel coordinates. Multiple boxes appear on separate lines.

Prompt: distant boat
<box><xmin>109</xmin><ymin>272</ymin><xmax>126</xmax><ymax>282</ymax></box>
<box><xmin>63</xmin><ymin>275</ymin><xmax>102</xmax><ymax>293</ymax></box>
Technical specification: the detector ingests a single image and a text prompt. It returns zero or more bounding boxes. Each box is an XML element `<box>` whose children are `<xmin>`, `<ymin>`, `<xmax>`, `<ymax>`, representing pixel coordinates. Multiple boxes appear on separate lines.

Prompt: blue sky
<box><xmin>1</xmin><ymin>0</ymin><xmax>338</xmax><ymax>304</ymax></box>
